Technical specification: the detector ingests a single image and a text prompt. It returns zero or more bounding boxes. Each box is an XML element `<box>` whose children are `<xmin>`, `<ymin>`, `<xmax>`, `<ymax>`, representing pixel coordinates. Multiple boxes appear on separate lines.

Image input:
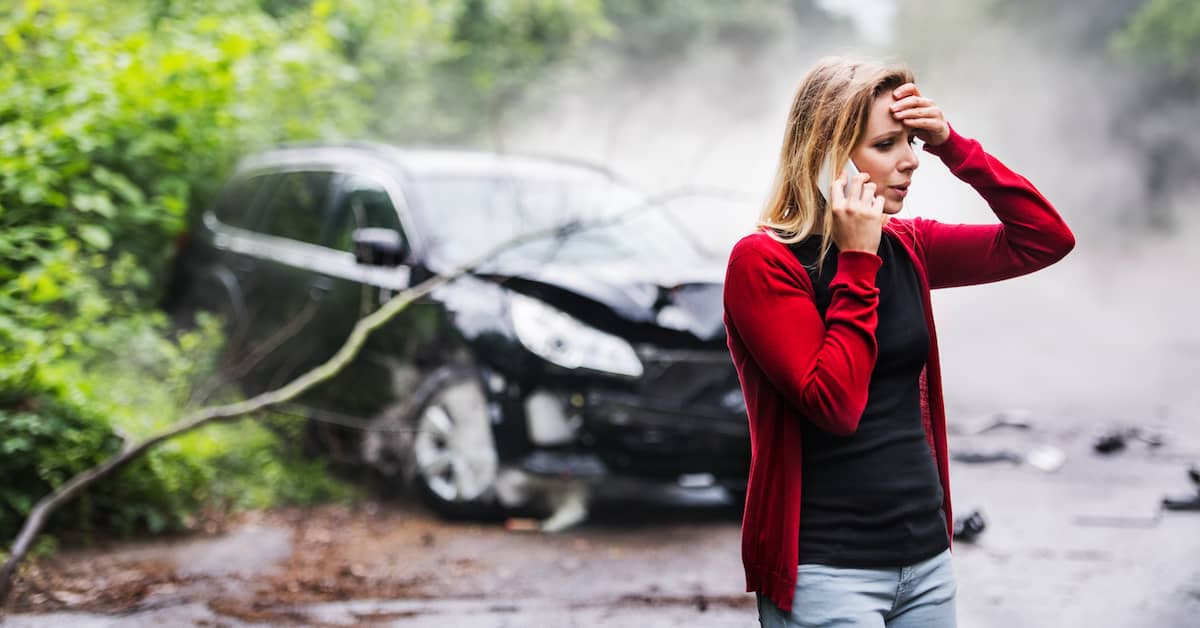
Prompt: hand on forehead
<box><xmin>893</xmin><ymin>82</ymin><xmax>921</xmax><ymax>100</ymax></box>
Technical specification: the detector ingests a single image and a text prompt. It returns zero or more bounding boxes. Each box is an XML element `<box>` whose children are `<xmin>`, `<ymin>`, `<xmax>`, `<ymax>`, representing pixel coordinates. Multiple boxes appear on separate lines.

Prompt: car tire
<box><xmin>361</xmin><ymin>367</ymin><xmax>502</xmax><ymax>519</ymax></box>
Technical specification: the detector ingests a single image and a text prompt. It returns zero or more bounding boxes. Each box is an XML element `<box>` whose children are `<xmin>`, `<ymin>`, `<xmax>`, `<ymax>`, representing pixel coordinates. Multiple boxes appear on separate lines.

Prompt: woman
<box><xmin>723</xmin><ymin>57</ymin><xmax>1074</xmax><ymax>627</ymax></box>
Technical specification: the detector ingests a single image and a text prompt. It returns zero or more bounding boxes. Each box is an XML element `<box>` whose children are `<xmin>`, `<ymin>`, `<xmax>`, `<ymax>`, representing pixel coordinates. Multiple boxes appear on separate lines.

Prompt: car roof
<box><xmin>233</xmin><ymin>142</ymin><xmax>618</xmax><ymax>184</ymax></box>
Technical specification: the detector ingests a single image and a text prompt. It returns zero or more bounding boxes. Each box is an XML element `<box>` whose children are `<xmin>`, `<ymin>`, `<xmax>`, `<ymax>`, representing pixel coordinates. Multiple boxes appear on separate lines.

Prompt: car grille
<box><xmin>577</xmin><ymin>347</ymin><xmax>750</xmax><ymax>480</ymax></box>
<box><xmin>633</xmin><ymin>347</ymin><xmax>745</xmax><ymax>415</ymax></box>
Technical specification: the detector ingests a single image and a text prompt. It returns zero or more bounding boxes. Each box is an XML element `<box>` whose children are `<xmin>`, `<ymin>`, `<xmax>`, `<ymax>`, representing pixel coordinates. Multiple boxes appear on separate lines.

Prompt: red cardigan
<box><xmin>723</xmin><ymin>126</ymin><xmax>1075</xmax><ymax>612</ymax></box>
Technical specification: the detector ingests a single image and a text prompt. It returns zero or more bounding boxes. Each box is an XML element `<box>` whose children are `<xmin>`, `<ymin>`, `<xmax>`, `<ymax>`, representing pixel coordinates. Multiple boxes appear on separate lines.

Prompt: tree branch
<box><xmin>0</xmin><ymin>189</ymin><xmax>698</xmax><ymax>603</ymax></box>
<box><xmin>0</xmin><ymin>216</ymin><xmax>588</xmax><ymax>603</ymax></box>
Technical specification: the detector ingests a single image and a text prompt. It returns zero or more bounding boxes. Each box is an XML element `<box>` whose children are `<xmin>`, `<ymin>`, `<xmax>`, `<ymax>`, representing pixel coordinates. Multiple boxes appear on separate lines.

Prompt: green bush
<box><xmin>0</xmin><ymin>0</ymin><xmax>607</xmax><ymax>544</ymax></box>
<box><xmin>0</xmin><ymin>310</ymin><xmax>355</xmax><ymax>541</ymax></box>
<box><xmin>1113</xmin><ymin>0</ymin><xmax>1200</xmax><ymax>83</ymax></box>
<box><xmin>2</xmin><ymin>0</ymin><xmax>814</xmax><ymax>545</ymax></box>
<box><xmin>0</xmin><ymin>0</ymin><xmax>341</xmax><ymax>542</ymax></box>
<box><xmin>0</xmin><ymin>380</ymin><xmax>207</xmax><ymax>541</ymax></box>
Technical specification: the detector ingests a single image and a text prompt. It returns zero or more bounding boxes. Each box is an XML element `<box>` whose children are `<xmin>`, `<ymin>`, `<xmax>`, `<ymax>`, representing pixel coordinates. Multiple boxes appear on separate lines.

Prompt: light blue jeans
<box><xmin>757</xmin><ymin>549</ymin><xmax>957</xmax><ymax>628</ymax></box>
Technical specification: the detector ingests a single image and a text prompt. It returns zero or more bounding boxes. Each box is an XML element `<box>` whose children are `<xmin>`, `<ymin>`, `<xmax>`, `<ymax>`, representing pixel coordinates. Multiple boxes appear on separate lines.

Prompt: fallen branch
<box><xmin>188</xmin><ymin>296</ymin><xmax>321</xmax><ymax>408</ymax></box>
<box><xmin>0</xmin><ymin>217</ymin><xmax>575</xmax><ymax>603</ymax></box>
<box><xmin>0</xmin><ymin>186</ymin><xmax>708</xmax><ymax>603</ymax></box>
<box><xmin>0</xmin><ymin>274</ymin><xmax>439</xmax><ymax>604</ymax></box>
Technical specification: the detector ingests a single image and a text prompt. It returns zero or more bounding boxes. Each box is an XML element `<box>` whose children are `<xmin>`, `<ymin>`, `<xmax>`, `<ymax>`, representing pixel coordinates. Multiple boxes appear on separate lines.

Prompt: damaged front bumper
<box><xmin>499</xmin><ymin>348</ymin><xmax>750</xmax><ymax>488</ymax></box>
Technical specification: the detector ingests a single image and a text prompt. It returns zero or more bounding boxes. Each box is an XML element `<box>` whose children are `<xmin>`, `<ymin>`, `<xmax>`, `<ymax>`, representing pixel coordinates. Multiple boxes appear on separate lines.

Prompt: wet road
<box><xmin>5</xmin><ymin>412</ymin><xmax>1200</xmax><ymax>627</ymax></box>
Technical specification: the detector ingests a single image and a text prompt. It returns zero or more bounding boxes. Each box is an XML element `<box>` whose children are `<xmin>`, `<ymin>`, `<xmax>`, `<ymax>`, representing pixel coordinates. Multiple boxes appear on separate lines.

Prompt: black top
<box><xmin>790</xmin><ymin>234</ymin><xmax>949</xmax><ymax>567</ymax></box>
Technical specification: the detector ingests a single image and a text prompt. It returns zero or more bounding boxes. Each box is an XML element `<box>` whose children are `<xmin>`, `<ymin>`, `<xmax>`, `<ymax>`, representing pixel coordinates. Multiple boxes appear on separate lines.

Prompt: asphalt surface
<box><xmin>4</xmin><ymin>406</ymin><xmax>1200</xmax><ymax>627</ymax></box>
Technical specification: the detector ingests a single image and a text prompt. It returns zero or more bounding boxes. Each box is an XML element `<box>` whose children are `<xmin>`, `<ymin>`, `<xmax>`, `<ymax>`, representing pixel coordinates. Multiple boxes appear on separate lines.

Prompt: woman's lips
<box><xmin>889</xmin><ymin>185</ymin><xmax>909</xmax><ymax>198</ymax></box>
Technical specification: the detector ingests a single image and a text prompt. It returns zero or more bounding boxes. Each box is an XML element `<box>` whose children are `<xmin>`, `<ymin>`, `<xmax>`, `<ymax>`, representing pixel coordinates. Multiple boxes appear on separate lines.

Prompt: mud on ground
<box><xmin>4</xmin><ymin>498</ymin><xmax>752</xmax><ymax>626</ymax></box>
<box><xmin>5</xmin><ymin>415</ymin><xmax>1200</xmax><ymax>627</ymax></box>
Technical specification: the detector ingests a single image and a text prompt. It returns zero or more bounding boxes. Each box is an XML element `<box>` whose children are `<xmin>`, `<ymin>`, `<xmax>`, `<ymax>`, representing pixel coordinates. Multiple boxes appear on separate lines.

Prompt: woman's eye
<box><xmin>875</xmin><ymin>141</ymin><xmax>893</xmax><ymax>150</ymax></box>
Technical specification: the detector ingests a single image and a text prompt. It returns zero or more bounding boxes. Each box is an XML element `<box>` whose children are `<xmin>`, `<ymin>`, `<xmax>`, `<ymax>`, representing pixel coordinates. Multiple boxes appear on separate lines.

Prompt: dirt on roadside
<box><xmin>4</xmin><ymin>503</ymin><xmax>448</xmax><ymax>619</ymax></box>
<box><xmin>4</xmin><ymin>497</ymin><xmax>748</xmax><ymax>626</ymax></box>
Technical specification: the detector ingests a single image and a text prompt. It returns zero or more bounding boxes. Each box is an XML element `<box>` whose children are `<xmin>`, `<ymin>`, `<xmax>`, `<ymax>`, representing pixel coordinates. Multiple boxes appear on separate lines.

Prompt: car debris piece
<box><xmin>1161</xmin><ymin>465</ymin><xmax>1200</xmax><ymax>512</ymax></box>
<box><xmin>538</xmin><ymin>480</ymin><xmax>590</xmax><ymax>533</ymax></box>
<box><xmin>1093</xmin><ymin>427</ymin><xmax>1165</xmax><ymax>454</ymax></box>
<box><xmin>953</xmin><ymin>409</ymin><xmax>1034</xmax><ymax>436</ymax></box>
<box><xmin>1161</xmin><ymin>495</ymin><xmax>1200</xmax><ymax>511</ymax></box>
<box><xmin>951</xmin><ymin>450</ymin><xmax>1022</xmax><ymax>465</ymax></box>
<box><xmin>1025</xmin><ymin>444</ymin><xmax>1066</xmax><ymax>472</ymax></box>
<box><xmin>952</xmin><ymin>510</ymin><xmax>987</xmax><ymax>543</ymax></box>
<box><xmin>1093</xmin><ymin>431</ymin><xmax>1127</xmax><ymax>454</ymax></box>
<box><xmin>505</xmin><ymin>518</ymin><xmax>541</xmax><ymax>532</ymax></box>
<box><xmin>951</xmin><ymin>445</ymin><xmax>1065</xmax><ymax>472</ymax></box>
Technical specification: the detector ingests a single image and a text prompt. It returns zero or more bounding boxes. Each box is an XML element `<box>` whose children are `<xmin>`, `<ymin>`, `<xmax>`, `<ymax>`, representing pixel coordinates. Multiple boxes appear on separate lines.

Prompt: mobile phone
<box><xmin>816</xmin><ymin>155</ymin><xmax>859</xmax><ymax>204</ymax></box>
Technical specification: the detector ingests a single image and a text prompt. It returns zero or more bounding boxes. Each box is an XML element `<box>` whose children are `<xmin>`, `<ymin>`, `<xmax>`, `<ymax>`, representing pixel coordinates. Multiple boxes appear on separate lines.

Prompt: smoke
<box><xmin>887</xmin><ymin>1</ymin><xmax>1200</xmax><ymax>425</ymax></box>
<box><xmin>498</xmin><ymin>10</ymin><xmax>852</xmax><ymax>257</ymax></box>
<box><xmin>498</xmin><ymin>3</ymin><xmax>1200</xmax><ymax>426</ymax></box>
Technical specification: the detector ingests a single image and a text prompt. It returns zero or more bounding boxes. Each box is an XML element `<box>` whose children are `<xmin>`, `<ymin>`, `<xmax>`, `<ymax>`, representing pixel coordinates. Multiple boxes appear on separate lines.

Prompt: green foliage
<box><xmin>197</xmin><ymin>414</ymin><xmax>358</xmax><ymax>510</ymax></box>
<box><xmin>1</xmin><ymin>0</ymin><xmax>828</xmax><ymax>547</ymax></box>
<box><xmin>0</xmin><ymin>376</ymin><xmax>207</xmax><ymax>540</ymax></box>
<box><xmin>1</xmin><ymin>311</ymin><xmax>354</xmax><ymax>541</ymax></box>
<box><xmin>600</xmin><ymin>0</ymin><xmax>803</xmax><ymax>59</ymax></box>
<box><xmin>1113</xmin><ymin>0</ymin><xmax>1200</xmax><ymax>82</ymax></box>
<box><xmin>328</xmin><ymin>0</ymin><xmax>611</xmax><ymax>140</ymax></box>
<box><xmin>0</xmin><ymin>0</ymin><xmax>370</xmax><ymax>543</ymax></box>
<box><xmin>0</xmin><ymin>0</ymin><xmax>372</xmax><ymax>348</ymax></box>
<box><xmin>0</xmin><ymin>0</ymin><xmax>608</xmax><ymax>545</ymax></box>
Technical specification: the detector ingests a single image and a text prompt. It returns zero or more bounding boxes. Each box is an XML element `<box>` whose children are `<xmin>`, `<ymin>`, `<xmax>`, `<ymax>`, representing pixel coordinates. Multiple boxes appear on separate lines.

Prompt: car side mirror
<box><xmin>352</xmin><ymin>228</ymin><xmax>408</xmax><ymax>267</ymax></box>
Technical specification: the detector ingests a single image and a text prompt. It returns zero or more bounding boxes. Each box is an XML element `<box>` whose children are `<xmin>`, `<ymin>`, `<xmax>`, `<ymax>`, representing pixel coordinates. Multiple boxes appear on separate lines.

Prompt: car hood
<box><xmin>481</xmin><ymin>258</ymin><xmax>727</xmax><ymax>342</ymax></box>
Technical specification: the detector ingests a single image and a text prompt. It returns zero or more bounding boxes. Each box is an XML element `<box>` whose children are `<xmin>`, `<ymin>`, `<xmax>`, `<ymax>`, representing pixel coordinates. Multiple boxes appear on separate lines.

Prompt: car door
<box><xmin>306</xmin><ymin>172</ymin><xmax>420</xmax><ymax>419</ymax></box>
<box><xmin>188</xmin><ymin>172</ymin><xmax>280</xmax><ymax>357</ymax></box>
<box><xmin>231</xmin><ymin>169</ymin><xmax>338</xmax><ymax>396</ymax></box>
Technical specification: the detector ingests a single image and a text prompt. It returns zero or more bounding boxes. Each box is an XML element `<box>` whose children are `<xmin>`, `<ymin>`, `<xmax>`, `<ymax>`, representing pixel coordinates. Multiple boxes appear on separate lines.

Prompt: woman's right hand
<box><xmin>830</xmin><ymin>172</ymin><xmax>885</xmax><ymax>255</ymax></box>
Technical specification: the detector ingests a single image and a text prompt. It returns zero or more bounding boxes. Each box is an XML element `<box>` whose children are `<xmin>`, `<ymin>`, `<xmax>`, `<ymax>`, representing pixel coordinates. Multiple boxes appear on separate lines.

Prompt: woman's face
<box><xmin>850</xmin><ymin>92</ymin><xmax>920</xmax><ymax>215</ymax></box>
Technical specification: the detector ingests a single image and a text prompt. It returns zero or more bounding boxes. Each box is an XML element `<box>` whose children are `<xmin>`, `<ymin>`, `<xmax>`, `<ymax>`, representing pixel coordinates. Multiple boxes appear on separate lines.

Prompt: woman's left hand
<box><xmin>890</xmin><ymin>83</ymin><xmax>950</xmax><ymax>147</ymax></box>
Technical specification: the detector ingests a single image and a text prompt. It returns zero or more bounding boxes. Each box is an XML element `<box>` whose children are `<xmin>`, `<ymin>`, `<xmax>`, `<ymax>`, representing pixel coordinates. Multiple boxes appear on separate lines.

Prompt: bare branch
<box><xmin>0</xmin><ymin>215</ymin><xmax>600</xmax><ymax>603</ymax></box>
<box><xmin>188</xmin><ymin>297</ymin><xmax>322</xmax><ymax>407</ymax></box>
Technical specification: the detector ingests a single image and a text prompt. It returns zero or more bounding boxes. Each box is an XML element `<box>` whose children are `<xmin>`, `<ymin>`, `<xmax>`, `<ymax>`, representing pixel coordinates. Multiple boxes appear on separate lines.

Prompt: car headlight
<box><xmin>509</xmin><ymin>293</ymin><xmax>644</xmax><ymax>378</ymax></box>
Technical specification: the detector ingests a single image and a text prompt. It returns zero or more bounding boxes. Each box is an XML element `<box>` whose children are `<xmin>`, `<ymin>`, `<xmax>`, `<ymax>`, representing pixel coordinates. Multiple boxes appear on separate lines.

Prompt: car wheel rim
<box><xmin>412</xmin><ymin>380</ymin><xmax>498</xmax><ymax>503</ymax></box>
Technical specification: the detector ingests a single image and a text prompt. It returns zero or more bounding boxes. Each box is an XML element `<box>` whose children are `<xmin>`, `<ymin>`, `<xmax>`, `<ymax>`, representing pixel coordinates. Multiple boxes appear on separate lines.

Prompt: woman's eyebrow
<box><xmin>869</xmin><ymin>130</ymin><xmax>901</xmax><ymax>143</ymax></box>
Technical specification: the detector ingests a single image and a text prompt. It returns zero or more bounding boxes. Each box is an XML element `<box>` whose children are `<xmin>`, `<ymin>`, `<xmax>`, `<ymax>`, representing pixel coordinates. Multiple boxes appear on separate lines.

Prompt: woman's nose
<box><xmin>900</xmin><ymin>145</ymin><xmax>919</xmax><ymax>172</ymax></box>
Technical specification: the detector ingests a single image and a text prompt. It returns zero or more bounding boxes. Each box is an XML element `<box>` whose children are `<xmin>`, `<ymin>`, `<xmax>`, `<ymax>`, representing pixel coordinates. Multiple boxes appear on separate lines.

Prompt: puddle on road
<box><xmin>4</xmin><ymin>595</ymin><xmax>756</xmax><ymax>628</ymax></box>
<box><xmin>169</xmin><ymin>524</ymin><xmax>292</xmax><ymax>578</ymax></box>
<box><xmin>294</xmin><ymin>595</ymin><xmax>755</xmax><ymax>627</ymax></box>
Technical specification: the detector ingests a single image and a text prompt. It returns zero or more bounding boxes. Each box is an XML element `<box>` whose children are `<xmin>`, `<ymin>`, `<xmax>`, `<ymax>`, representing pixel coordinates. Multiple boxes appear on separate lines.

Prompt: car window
<box><xmin>212</xmin><ymin>174</ymin><xmax>276</xmax><ymax>230</ymax></box>
<box><xmin>325</xmin><ymin>175</ymin><xmax>407</xmax><ymax>253</ymax></box>
<box><xmin>257</xmin><ymin>171</ymin><xmax>334</xmax><ymax>245</ymax></box>
<box><xmin>409</xmin><ymin>174</ymin><xmax>705</xmax><ymax>268</ymax></box>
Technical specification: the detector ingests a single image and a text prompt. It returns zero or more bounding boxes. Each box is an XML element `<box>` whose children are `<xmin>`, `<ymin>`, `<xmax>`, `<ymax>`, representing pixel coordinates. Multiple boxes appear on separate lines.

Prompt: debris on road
<box><xmin>1093</xmin><ymin>427</ymin><xmax>1165</xmax><ymax>455</ymax></box>
<box><xmin>951</xmin><ymin>409</ymin><xmax>1034</xmax><ymax>436</ymax></box>
<box><xmin>951</xmin><ymin>445</ymin><xmax>1065</xmax><ymax>472</ymax></box>
<box><xmin>949</xmin><ymin>409</ymin><xmax>1065</xmax><ymax>472</ymax></box>
<box><xmin>952</xmin><ymin>449</ymin><xmax>1023</xmax><ymax>464</ymax></box>
<box><xmin>1025</xmin><ymin>445</ymin><xmax>1066</xmax><ymax>472</ymax></box>
<box><xmin>505</xmin><ymin>518</ymin><xmax>541</xmax><ymax>532</ymax></box>
<box><xmin>1161</xmin><ymin>495</ymin><xmax>1200</xmax><ymax>511</ymax></box>
<box><xmin>952</xmin><ymin>510</ymin><xmax>987</xmax><ymax>543</ymax></box>
<box><xmin>1161</xmin><ymin>465</ymin><xmax>1200</xmax><ymax>512</ymax></box>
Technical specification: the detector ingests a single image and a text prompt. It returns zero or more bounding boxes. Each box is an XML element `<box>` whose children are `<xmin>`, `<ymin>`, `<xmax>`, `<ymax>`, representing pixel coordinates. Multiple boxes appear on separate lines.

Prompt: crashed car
<box><xmin>165</xmin><ymin>143</ymin><xmax>749</xmax><ymax>522</ymax></box>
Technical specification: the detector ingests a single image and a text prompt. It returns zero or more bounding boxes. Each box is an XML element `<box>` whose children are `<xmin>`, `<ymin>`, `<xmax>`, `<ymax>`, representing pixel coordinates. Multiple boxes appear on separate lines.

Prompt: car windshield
<box><xmin>408</xmin><ymin>173</ymin><xmax>706</xmax><ymax>269</ymax></box>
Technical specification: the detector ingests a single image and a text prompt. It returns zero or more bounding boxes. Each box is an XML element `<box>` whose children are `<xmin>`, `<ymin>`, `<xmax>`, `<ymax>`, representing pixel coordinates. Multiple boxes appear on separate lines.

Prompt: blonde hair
<box><xmin>759</xmin><ymin>57</ymin><xmax>915</xmax><ymax>270</ymax></box>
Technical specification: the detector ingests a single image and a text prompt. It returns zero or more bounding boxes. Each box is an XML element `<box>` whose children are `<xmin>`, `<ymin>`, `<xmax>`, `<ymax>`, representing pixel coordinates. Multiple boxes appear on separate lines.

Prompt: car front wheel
<box><xmin>362</xmin><ymin>368</ymin><xmax>500</xmax><ymax>518</ymax></box>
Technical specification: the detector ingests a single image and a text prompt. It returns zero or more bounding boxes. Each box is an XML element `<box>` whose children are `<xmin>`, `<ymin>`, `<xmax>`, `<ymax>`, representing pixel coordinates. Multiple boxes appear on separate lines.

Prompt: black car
<box><xmin>166</xmin><ymin>143</ymin><xmax>749</xmax><ymax>518</ymax></box>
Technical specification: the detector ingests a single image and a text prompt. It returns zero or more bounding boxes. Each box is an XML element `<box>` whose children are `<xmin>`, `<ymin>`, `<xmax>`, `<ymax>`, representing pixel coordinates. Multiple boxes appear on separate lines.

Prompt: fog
<box><xmin>500</xmin><ymin>2</ymin><xmax>1200</xmax><ymax>430</ymax></box>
